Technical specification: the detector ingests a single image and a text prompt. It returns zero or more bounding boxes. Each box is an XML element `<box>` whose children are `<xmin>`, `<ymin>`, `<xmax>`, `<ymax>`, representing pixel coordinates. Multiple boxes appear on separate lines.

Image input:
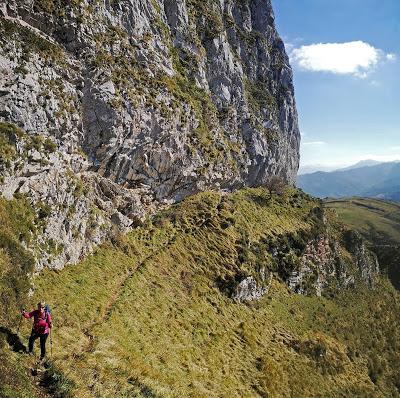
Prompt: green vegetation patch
<box><xmin>0</xmin><ymin>345</ymin><xmax>39</xmax><ymax>398</ymax></box>
<box><xmin>0</xmin><ymin>122</ymin><xmax>23</xmax><ymax>167</ymax></box>
<box><xmin>0</xmin><ymin>196</ymin><xmax>37</xmax><ymax>327</ymax></box>
<box><xmin>1</xmin><ymin>189</ymin><xmax>397</xmax><ymax>397</ymax></box>
<box><xmin>0</xmin><ymin>122</ymin><xmax>57</xmax><ymax>174</ymax></box>
<box><xmin>0</xmin><ymin>17</ymin><xmax>65</xmax><ymax>65</ymax></box>
<box><xmin>33</xmin><ymin>0</ymin><xmax>83</xmax><ymax>15</ymax></box>
<box><xmin>0</xmin><ymin>194</ymin><xmax>42</xmax><ymax>396</ymax></box>
<box><xmin>186</xmin><ymin>0</ymin><xmax>224</xmax><ymax>41</ymax></box>
<box><xmin>244</xmin><ymin>78</ymin><xmax>277</xmax><ymax>115</ymax></box>
<box><xmin>325</xmin><ymin>198</ymin><xmax>400</xmax><ymax>242</ymax></box>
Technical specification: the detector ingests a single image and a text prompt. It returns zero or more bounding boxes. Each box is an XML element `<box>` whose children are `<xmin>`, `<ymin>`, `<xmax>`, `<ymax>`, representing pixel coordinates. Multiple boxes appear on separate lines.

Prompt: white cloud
<box><xmin>370</xmin><ymin>80</ymin><xmax>381</xmax><ymax>87</ymax></box>
<box><xmin>290</xmin><ymin>41</ymin><xmax>392</xmax><ymax>77</ymax></box>
<box><xmin>302</xmin><ymin>141</ymin><xmax>326</xmax><ymax>146</ymax></box>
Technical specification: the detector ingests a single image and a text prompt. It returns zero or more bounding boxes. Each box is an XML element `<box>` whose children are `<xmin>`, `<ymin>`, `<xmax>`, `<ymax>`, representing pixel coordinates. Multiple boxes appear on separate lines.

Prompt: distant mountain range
<box><xmin>298</xmin><ymin>159</ymin><xmax>383</xmax><ymax>175</ymax></box>
<box><xmin>336</xmin><ymin>159</ymin><xmax>383</xmax><ymax>171</ymax></box>
<box><xmin>297</xmin><ymin>160</ymin><xmax>400</xmax><ymax>200</ymax></box>
<box><xmin>298</xmin><ymin>164</ymin><xmax>340</xmax><ymax>175</ymax></box>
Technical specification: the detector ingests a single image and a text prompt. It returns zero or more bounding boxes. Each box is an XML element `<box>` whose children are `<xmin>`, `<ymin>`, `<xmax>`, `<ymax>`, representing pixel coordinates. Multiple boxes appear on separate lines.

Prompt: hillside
<box><xmin>1</xmin><ymin>188</ymin><xmax>400</xmax><ymax>397</ymax></box>
<box><xmin>297</xmin><ymin>162</ymin><xmax>400</xmax><ymax>200</ymax></box>
<box><xmin>325</xmin><ymin>197</ymin><xmax>400</xmax><ymax>289</ymax></box>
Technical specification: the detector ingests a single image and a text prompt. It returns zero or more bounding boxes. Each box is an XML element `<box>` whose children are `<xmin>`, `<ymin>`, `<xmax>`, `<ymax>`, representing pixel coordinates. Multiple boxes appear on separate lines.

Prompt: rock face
<box><xmin>232</xmin><ymin>272</ymin><xmax>273</xmax><ymax>303</ymax></box>
<box><xmin>287</xmin><ymin>234</ymin><xmax>379</xmax><ymax>296</ymax></box>
<box><xmin>342</xmin><ymin>230</ymin><xmax>379</xmax><ymax>287</ymax></box>
<box><xmin>0</xmin><ymin>0</ymin><xmax>300</xmax><ymax>198</ymax></box>
<box><xmin>0</xmin><ymin>121</ymin><xmax>154</xmax><ymax>269</ymax></box>
<box><xmin>0</xmin><ymin>0</ymin><xmax>300</xmax><ymax>269</ymax></box>
<box><xmin>226</xmin><ymin>199</ymin><xmax>380</xmax><ymax>302</ymax></box>
<box><xmin>230</xmin><ymin>231</ymin><xmax>379</xmax><ymax>302</ymax></box>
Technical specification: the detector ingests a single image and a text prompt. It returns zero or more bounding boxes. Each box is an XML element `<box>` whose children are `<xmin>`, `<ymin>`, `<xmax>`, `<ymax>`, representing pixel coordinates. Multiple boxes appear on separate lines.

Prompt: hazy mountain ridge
<box><xmin>298</xmin><ymin>159</ymin><xmax>383</xmax><ymax>175</ymax></box>
<box><xmin>297</xmin><ymin>161</ymin><xmax>400</xmax><ymax>200</ymax></box>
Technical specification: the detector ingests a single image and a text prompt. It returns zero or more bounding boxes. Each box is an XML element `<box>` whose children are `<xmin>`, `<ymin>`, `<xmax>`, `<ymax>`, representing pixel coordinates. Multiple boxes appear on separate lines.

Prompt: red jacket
<box><xmin>23</xmin><ymin>309</ymin><xmax>52</xmax><ymax>335</ymax></box>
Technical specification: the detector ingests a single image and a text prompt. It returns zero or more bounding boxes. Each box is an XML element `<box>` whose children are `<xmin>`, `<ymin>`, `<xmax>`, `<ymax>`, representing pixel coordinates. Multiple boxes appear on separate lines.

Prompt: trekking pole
<box><xmin>50</xmin><ymin>328</ymin><xmax>53</xmax><ymax>359</ymax></box>
<box><xmin>17</xmin><ymin>309</ymin><xmax>24</xmax><ymax>334</ymax></box>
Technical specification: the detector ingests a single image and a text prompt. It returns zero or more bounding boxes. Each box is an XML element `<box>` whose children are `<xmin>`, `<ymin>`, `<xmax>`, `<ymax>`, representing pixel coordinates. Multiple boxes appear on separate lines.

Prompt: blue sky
<box><xmin>272</xmin><ymin>0</ymin><xmax>400</xmax><ymax>170</ymax></box>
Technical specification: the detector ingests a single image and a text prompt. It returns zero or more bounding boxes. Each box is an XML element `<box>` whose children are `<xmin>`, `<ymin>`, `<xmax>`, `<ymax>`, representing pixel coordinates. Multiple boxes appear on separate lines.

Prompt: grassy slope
<box><xmin>12</xmin><ymin>189</ymin><xmax>396</xmax><ymax>398</ymax></box>
<box><xmin>0</xmin><ymin>189</ymin><xmax>397</xmax><ymax>397</ymax></box>
<box><xmin>0</xmin><ymin>197</ymin><xmax>47</xmax><ymax>398</ymax></box>
<box><xmin>325</xmin><ymin>198</ymin><xmax>400</xmax><ymax>241</ymax></box>
<box><xmin>325</xmin><ymin>197</ymin><xmax>400</xmax><ymax>289</ymax></box>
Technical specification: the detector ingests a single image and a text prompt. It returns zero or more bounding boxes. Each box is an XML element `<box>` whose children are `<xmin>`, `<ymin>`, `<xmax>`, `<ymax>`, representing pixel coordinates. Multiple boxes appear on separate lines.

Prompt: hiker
<box><xmin>22</xmin><ymin>301</ymin><xmax>52</xmax><ymax>361</ymax></box>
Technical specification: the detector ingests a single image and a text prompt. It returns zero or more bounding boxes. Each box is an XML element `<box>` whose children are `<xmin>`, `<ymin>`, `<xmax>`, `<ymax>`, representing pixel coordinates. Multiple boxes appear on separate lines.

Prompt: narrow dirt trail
<box><xmin>78</xmin><ymin>194</ymin><xmax>226</xmax><ymax>355</ymax></box>
<box><xmin>77</xmin><ymin>233</ymin><xmax>178</xmax><ymax>356</ymax></box>
<box><xmin>49</xmin><ymin>193</ymin><xmax>225</xmax><ymax>395</ymax></box>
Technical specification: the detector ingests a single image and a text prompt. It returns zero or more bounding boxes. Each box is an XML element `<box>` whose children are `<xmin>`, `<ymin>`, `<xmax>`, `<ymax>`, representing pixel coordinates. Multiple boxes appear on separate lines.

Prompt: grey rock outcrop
<box><xmin>287</xmin><ymin>233</ymin><xmax>379</xmax><ymax>296</ymax></box>
<box><xmin>342</xmin><ymin>230</ymin><xmax>379</xmax><ymax>287</ymax></box>
<box><xmin>0</xmin><ymin>122</ymin><xmax>154</xmax><ymax>269</ymax></box>
<box><xmin>233</xmin><ymin>276</ymin><xmax>268</xmax><ymax>302</ymax></box>
<box><xmin>0</xmin><ymin>0</ymin><xmax>300</xmax><ymax>269</ymax></box>
<box><xmin>232</xmin><ymin>271</ymin><xmax>273</xmax><ymax>303</ymax></box>
<box><xmin>228</xmin><ymin>229</ymin><xmax>379</xmax><ymax>302</ymax></box>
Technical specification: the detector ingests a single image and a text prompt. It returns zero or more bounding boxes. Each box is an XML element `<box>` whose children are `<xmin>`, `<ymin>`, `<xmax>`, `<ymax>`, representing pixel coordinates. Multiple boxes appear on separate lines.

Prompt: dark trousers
<box><xmin>29</xmin><ymin>331</ymin><xmax>48</xmax><ymax>359</ymax></box>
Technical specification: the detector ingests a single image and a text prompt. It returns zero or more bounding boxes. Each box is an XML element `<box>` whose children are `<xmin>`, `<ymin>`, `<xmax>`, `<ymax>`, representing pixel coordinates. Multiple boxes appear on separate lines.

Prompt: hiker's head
<box><xmin>37</xmin><ymin>301</ymin><xmax>46</xmax><ymax>311</ymax></box>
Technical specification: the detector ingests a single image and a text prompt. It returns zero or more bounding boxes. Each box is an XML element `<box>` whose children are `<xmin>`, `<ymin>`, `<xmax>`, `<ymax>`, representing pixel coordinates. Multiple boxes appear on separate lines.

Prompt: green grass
<box><xmin>0</xmin><ymin>196</ymin><xmax>42</xmax><ymax>397</ymax></box>
<box><xmin>33</xmin><ymin>0</ymin><xmax>83</xmax><ymax>15</ymax></box>
<box><xmin>0</xmin><ymin>122</ymin><xmax>24</xmax><ymax>167</ymax></box>
<box><xmin>1</xmin><ymin>189</ymin><xmax>398</xmax><ymax>397</ymax></box>
<box><xmin>8</xmin><ymin>188</ymin><xmax>395</xmax><ymax>397</ymax></box>
<box><xmin>0</xmin><ymin>343</ymin><xmax>40</xmax><ymax>398</ymax></box>
<box><xmin>325</xmin><ymin>197</ymin><xmax>400</xmax><ymax>289</ymax></box>
<box><xmin>325</xmin><ymin>197</ymin><xmax>400</xmax><ymax>242</ymax></box>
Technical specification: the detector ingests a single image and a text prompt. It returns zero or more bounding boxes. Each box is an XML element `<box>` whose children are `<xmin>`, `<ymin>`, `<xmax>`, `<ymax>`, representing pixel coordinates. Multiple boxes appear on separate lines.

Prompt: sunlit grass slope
<box><xmin>12</xmin><ymin>189</ymin><xmax>400</xmax><ymax>397</ymax></box>
<box><xmin>325</xmin><ymin>197</ymin><xmax>400</xmax><ymax>242</ymax></box>
<box><xmin>325</xmin><ymin>197</ymin><xmax>400</xmax><ymax>289</ymax></box>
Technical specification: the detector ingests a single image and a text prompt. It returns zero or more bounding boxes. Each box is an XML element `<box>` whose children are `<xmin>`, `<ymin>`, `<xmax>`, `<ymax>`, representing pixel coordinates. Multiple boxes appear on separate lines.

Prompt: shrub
<box><xmin>264</xmin><ymin>176</ymin><xmax>286</xmax><ymax>196</ymax></box>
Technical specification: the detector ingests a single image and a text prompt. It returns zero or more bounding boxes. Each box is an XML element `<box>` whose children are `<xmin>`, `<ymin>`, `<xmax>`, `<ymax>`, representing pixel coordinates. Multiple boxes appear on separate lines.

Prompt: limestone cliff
<box><xmin>0</xmin><ymin>0</ymin><xmax>300</xmax><ymax>268</ymax></box>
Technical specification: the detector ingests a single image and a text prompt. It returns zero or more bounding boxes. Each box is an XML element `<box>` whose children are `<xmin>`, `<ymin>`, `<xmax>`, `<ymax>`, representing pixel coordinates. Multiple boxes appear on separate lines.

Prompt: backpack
<box><xmin>44</xmin><ymin>304</ymin><xmax>52</xmax><ymax>316</ymax></box>
<box><xmin>34</xmin><ymin>305</ymin><xmax>52</xmax><ymax>334</ymax></box>
<box><xmin>44</xmin><ymin>304</ymin><xmax>52</xmax><ymax>327</ymax></box>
